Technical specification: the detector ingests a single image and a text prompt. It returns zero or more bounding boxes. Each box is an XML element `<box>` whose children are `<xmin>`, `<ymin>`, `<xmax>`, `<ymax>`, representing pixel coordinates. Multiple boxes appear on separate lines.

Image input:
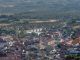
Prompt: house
<box><xmin>0</xmin><ymin>38</ymin><xmax>8</xmax><ymax>49</ymax></box>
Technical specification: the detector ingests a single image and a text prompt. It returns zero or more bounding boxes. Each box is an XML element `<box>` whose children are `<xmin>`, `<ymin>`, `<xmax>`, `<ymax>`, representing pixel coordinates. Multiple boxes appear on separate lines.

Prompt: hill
<box><xmin>0</xmin><ymin>0</ymin><xmax>80</xmax><ymax>19</ymax></box>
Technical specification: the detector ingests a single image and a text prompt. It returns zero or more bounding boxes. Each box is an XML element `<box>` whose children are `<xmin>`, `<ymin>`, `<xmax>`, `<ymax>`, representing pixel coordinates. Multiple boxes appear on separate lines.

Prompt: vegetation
<box><xmin>65</xmin><ymin>54</ymin><xmax>80</xmax><ymax>60</ymax></box>
<box><xmin>0</xmin><ymin>29</ymin><xmax>16</xmax><ymax>35</ymax></box>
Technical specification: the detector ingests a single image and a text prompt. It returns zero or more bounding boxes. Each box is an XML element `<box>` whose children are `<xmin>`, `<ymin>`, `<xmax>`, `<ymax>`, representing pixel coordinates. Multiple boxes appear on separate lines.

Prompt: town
<box><xmin>0</xmin><ymin>19</ymin><xmax>80</xmax><ymax>60</ymax></box>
